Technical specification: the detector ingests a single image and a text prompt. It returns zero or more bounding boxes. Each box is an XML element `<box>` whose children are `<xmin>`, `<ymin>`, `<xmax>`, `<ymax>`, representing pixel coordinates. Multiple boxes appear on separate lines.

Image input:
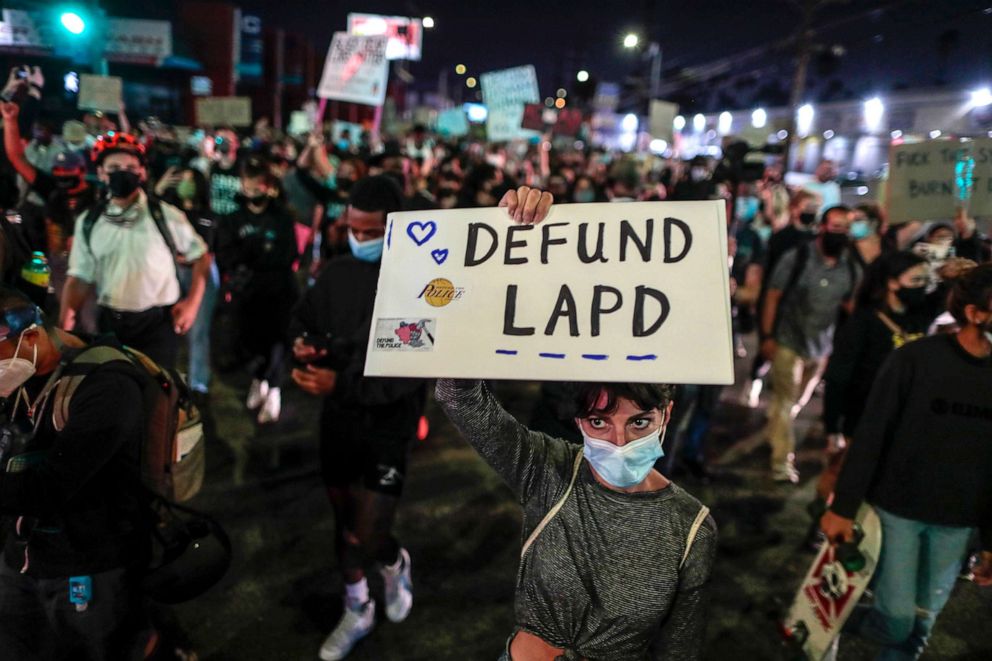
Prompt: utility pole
<box><xmin>786</xmin><ymin>0</ymin><xmax>817</xmax><ymax>171</ymax></box>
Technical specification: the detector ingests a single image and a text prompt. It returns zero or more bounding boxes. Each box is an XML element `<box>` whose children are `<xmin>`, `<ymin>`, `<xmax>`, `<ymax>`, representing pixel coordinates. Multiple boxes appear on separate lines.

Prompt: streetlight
<box><xmin>797</xmin><ymin>103</ymin><xmax>814</xmax><ymax>137</ymax></box>
<box><xmin>971</xmin><ymin>87</ymin><xmax>992</xmax><ymax>107</ymax></box>
<box><xmin>623</xmin><ymin>33</ymin><xmax>639</xmax><ymax>49</ymax></box>
<box><xmin>422</xmin><ymin>16</ymin><xmax>435</xmax><ymax>29</ymax></box>
<box><xmin>693</xmin><ymin>113</ymin><xmax>706</xmax><ymax>133</ymax></box>
<box><xmin>455</xmin><ymin>64</ymin><xmax>466</xmax><ymax>75</ymax></box>
<box><xmin>864</xmin><ymin>96</ymin><xmax>885</xmax><ymax>132</ymax></box>
<box><xmin>466</xmin><ymin>77</ymin><xmax>477</xmax><ymax>88</ymax></box>
<box><xmin>576</xmin><ymin>70</ymin><xmax>589</xmax><ymax>82</ymax></box>
<box><xmin>60</xmin><ymin>11</ymin><xmax>86</xmax><ymax>35</ymax></box>
<box><xmin>751</xmin><ymin>108</ymin><xmax>767</xmax><ymax>129</ymax></box>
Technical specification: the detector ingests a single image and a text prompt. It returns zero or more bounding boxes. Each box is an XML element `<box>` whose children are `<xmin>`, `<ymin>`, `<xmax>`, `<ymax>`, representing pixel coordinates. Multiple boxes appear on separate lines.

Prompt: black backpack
<box><xmin>81</xmin><ymin>194</ymin><xmax>179</xmax><ymax>258</ymax></box>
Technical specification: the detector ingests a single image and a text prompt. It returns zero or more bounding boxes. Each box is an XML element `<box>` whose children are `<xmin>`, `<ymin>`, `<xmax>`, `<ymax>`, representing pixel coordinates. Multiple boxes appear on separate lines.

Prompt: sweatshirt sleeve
<box><xmin>435</xmin><ymin>378</ymin><xmax>574</xmax><ymax>506</ymax></box>
<box><xmin>650</xmin><ymin>516</ymin><xmax>717</xmax><ymax>661</ymax></box>
<box><xmin>831</xmin><ymin>347</ymin><xmax>915</xmax><ymax>519</ymax></box>
<box><xmin>822</xmin><ymin>310</ymin><xmax>870</xmax><ymax>434</ymax></box>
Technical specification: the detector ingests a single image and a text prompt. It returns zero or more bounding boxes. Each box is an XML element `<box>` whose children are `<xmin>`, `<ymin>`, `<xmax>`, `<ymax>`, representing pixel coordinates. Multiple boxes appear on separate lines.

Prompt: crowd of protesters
<box><xmin>0</xmin><ymin>63</ymin><xmax>991</xmax><ymax>661</ymax></box>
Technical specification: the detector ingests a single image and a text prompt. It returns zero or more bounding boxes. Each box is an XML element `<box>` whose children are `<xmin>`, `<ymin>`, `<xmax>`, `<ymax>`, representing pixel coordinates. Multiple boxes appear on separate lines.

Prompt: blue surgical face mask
<box><xmin>735</xmin><ymin>196</ymin><xmax>760</xmax><ymax>223</ymax></box>
<box><xmin>850</xmin><ymin>219</ymin><xmax>873</xmax><ymax>240</ymax></box>
<box><xmin>580</xmin><ymin>425</ymin><xmax>666</xmax><ymax>488</ymax></box>
<box><xmin>348</xmin><ymin>229</ymin><xmax>384</xmax><ymax>263</ymax></box>
<box><xmin>574</xmin><ymin>189</ymin><xmax>596</xmax><ymax>204</ymax></box>
<box><xmin>756</xmin><ymin>225</ymin><xmax>773</xmax><ymax>243</ymax></box>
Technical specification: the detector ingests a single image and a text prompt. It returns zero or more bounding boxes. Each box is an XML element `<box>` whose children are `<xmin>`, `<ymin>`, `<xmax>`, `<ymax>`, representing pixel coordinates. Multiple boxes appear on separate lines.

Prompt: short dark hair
<box><xmin>948</xmin><ymin>262</ymin><xmax>992</xmax><ymax>325</ymax></box>
<box><xmin>855</xmin><ymin>250</ymin><xmax>927</xmax><ymax>310</ymax></box>
<box><xmin>349</xmin><ymin>175</ymin><xmax>405</xmax><ymax>216</ymax></box>
<box><xmin>822</xmin><ymin>205</ymin><xmax>851</xmax><ymax>223</ymax></box>
<box><xmin>240</xmin><ymin>155</ymin><xmax>274</xmax><ymax>184</ymax></box>
<box><xmin>568</xmin><ymin>382</ymin><xmax>674</xmax><ymax>419</ymax></box>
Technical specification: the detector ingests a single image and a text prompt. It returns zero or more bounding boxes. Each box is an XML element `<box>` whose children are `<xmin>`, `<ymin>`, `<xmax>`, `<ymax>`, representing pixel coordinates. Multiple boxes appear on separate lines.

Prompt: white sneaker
<box><xmin>319</xmin><ymin>599</ymin><xmax>375</xmax><ymax>661</ymax></box>
<box><xmin>380</xmin><ymin>548</ymin><xmax>413</xmax><ymax>623</ymax></box>
<box><xmin>246</xmin><ymin>379</ymin><xmax>268</xmax><ymax>409</ymax></box>
<box><xmin>257</xmin><ymin>387</ymin><xmax>281</xmax><ymax>424</ymax></box>
<box><xmin>772</xmin><ymin>462</ymin><xmax>800</xmax><ymax>484</ymax></box>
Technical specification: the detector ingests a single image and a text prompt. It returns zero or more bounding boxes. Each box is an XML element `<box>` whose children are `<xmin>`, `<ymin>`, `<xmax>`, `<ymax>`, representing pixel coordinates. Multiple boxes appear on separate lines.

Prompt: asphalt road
<box><xmin>169</xmin><ymin>347</ymin><xmax>992</xmax><ymax>661</ymax></box>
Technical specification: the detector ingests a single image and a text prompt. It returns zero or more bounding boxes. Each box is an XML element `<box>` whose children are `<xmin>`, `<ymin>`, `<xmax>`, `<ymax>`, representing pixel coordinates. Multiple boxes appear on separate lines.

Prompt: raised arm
<box><xmin>1</xmin><ymin>101</ymin><xmax>37</xmax><ymax>185</ymax></box>
<box><xmin>436</xmin><ymin>379</ymin><xmax>573</xmax><ymax>506</ymax></box>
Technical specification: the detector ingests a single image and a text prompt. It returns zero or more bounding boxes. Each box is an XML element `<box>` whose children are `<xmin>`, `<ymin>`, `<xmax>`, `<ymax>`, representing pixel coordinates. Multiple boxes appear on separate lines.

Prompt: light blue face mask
<box><xmin>574</xmin><ymin>189</ymin><xmax>596</xmax><ymax>204</ymax></box>
<box><xmin>735</xmin><ymin>196</ymin><xmax>760</xmax><ymax>223</ymax></box>
<box><xmin>850</xmin><ymin>219</ymin><xmax>873</xmax><ymax>240</ymax></box>
<box><xmin>581</xmin><ymin>425</ymin><xmax>666</xmax><ymax>488</ymax></box>
<box><xmin>756</xmin><ymin>225</ymin><xmax>773</xmax><ymax>244</ymax></box>
<box><xmin>348</xmin><ymin>230</ymin><xmax>384</xmax><ymax>263</ymax></box>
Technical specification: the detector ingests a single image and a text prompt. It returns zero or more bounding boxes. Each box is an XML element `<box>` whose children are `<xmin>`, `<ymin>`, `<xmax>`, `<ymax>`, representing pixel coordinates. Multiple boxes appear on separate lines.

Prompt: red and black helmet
<box><xmin>91</xmin><ymin>131</ymin><xmax>146</xmax><ymax>166</ymax></box>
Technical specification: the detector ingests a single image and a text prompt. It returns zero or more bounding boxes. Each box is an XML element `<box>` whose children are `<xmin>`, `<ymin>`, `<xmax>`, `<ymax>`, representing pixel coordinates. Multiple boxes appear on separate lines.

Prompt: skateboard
<box><xmin>781</xmin><ymin>504</ymin><xmax>882</xmax><ymax>660</ymax></box>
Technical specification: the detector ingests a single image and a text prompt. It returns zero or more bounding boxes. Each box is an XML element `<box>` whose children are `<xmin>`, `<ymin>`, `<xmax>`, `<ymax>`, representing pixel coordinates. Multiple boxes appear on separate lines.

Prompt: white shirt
<box><xmin>68</xmin><ymin>192</ymin><xmax>208</xmax><ymax>312</ymax></box>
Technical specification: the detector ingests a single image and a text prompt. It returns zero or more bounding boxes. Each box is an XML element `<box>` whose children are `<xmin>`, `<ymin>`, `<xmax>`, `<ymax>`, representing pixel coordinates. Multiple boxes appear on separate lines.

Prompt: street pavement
<box><xmin>170</xmin><ymin>342</ymin><xmax>992</xmax><ymax>660</ymax></box>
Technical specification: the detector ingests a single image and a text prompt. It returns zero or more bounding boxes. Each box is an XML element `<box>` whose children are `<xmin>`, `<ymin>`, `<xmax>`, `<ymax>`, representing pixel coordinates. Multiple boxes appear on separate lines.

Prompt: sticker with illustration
<box><xmin>373</xmin><ymin>318</ymin><xmax>437</xmax><ymax>351</ymax></box>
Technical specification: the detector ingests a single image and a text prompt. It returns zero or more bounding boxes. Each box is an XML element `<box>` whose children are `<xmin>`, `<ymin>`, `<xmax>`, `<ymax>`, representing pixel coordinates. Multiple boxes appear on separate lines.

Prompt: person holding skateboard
<box><xmin>437</xmin><ymin>187</ymin><xmax>717</xmax><ymax>661</ymax></box>
<box><xmin>821</xmin><ymin>263</ymin><xmax>992</xmax><ymax>660</ymax></box>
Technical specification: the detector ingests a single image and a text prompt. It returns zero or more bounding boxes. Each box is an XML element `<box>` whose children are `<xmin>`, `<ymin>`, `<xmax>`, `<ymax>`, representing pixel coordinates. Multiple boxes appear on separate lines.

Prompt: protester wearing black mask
<box><xmin>61</xmin><ymin>133</ymin><xmax>209</xmax><ymax>368</ymax></box>
<box><xmin>760</xmin><ymin>205</ymin><xmax>860</xmax><ymax>483</ymax></box>
<box><xmin>807</xmin><ymin>251</ymin><xmax>975</xmax><ymax>544</ymax></box>
<box><xmin>214</xmin><ymin>156</ymin><xmax>299</xmax><ymax>424</ymax></box>
<box><xmin>746</xmin><ymin>189</ymin><xmax>820</xmax><ymax>408</ymax></box>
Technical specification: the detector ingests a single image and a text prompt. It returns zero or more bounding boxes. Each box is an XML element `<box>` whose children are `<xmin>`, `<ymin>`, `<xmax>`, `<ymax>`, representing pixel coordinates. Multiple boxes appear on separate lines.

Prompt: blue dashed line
<box><xmin>581</xmin><ymin>354</ymin><xmax>609</xmax><ymax>360</ymax></box>
<box><xmin>626</xmin><ymin>354</ymin><xmax>658</xmax><ymax>361</ymax></box>
<box><xmin>494</xmin><ymin>351</ymin><xmax>655</xmax><ymax>362</ymax></box>
<box><xmin>495</xmin><ymin>349</ymin><xmax>518</xmax><ymax>355</ymax></box>
<box><xmin>539</xmin><ymin>353</ymin><xmax>566</xmax><ymax>359</ymax></box>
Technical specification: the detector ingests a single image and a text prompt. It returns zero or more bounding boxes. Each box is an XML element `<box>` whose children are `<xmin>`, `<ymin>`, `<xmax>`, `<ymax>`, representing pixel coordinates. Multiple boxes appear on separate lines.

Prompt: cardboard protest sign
<box><xmin>888</xmin><ymin>139</ymin><xmax>992</xmax><ymax>223</ymax></box>
<box><xmin>480</xmin><ymin>65</ymin><xmax>540</xmax><ymax>142</ymax></box>
<box><xmin>649</xmin><ymin>100</ymin><xmax>678</xmax><ymax>142</ymax></box>
<box><xmin>77</xmin><ymin>75</ymin><xmax>123</xmax><ymax>113</ymax></box>
<box><xmin>436</xmin><ymin>108</ymin><xmax>469</xmax><ymax>137</ymax></box>
<box><xmin>554</xmin><ymin>108</ymin><xmax>584</xmax><ymax>137</ymax></box>
<box><xmin>317</xmin><ymin>32</ymin><xmax>390</xmax><ymax>106</ymax></box>
<box><xmin>195</xmin><ymin>97</ymin><xmax>252</xmax><ymax>127</ymax></box>
<box><xmin>365</xmin><ymin>201</ymin><xmax>734</xmax><ymax>384</ymax></box>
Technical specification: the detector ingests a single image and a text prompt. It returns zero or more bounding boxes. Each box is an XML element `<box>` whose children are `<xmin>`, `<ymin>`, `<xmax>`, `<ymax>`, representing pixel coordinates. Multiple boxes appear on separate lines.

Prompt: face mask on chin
<box><xmin>580</xmin><ymin>424</ymin><xmax>666</xmax><ymax>488</ymax></box>
<box><xmin>0</xmin><ymin>330</ymin><xmax>38</xmax><ymax>398</ymax></box>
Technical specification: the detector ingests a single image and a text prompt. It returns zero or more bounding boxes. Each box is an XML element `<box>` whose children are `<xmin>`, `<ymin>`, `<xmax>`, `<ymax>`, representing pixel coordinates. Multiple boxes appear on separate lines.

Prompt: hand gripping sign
<box><xmin>364</xmin><ymin>201</ymin><xmax>734</xmax><ymax>384</ymax></box>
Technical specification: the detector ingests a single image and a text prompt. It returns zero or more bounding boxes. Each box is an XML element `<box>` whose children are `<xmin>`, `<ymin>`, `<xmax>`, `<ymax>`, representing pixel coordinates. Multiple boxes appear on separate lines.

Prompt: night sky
<box><xmin>103</xmin><ymin>0</ymin><xmax>992</xmax><ymax>111</ymax></box>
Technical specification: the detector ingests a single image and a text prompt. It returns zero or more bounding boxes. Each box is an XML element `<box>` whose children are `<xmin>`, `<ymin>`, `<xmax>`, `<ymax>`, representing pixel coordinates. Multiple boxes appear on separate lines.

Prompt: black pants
<box><xmin>98</xmin><ymin>305</ymin><xmax>178</xmax><ymax>369</ymax></box>
<box><xmin>0</xmin><ymin>557</ymin><xmax>149</xmax><ymax>661</ymax></box>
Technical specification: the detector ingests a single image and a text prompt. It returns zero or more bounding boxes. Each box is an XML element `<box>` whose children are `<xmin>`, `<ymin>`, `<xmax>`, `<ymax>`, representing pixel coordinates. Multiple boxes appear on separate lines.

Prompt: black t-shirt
<box><xmin>832</xmin><ymin>334</ymin><xmax>992</xmax><ymax>548</ymax></box>
<box><xmin>209</xmin><ymin>162</ymin><xmax>242</xmax><ymax>216</ymax></box>
<box><xmin>0</xmin><ymin>359</ymin><xmax>148</xmax><ymax>577</ymax></box>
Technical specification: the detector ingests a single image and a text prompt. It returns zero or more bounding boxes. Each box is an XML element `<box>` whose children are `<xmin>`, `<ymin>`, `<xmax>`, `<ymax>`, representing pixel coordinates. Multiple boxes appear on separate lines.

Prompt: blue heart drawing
<box><xmin>407</xmin><ymin>221</ymin><xmax>437</xmax><ymax>246</ymax></box>
<box><xmin>431</xmin><ymin>249</ymin><xmax>449</xmax><ymax>265</ymax></box>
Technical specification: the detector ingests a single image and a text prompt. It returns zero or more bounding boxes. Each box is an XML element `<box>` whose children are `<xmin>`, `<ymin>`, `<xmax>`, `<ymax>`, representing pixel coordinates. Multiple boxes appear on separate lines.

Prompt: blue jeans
<box><xmin>177</xmin><ymin>261</ymin><xmax>219</xmax><ymax>393</ymax></box>
<box><xmin>855</xmin><ymin>506</ymin><xmax>972</xmax><ymax>660</ymax></box>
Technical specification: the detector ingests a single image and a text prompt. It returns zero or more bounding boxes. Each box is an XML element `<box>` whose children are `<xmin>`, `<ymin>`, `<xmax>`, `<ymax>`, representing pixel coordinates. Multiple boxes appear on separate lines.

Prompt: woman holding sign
<box><xmin>437</xmin><ymin>187</ymin><xmax>716</xmax><ymax>661</ymax></box>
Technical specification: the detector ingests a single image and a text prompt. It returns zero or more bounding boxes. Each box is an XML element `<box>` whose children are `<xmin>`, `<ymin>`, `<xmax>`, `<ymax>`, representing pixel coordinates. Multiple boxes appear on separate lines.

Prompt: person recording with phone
<box><xmin>288</xmin><ymin>175</ymin><xmax>424</xmax><ymax>661</ymax></box>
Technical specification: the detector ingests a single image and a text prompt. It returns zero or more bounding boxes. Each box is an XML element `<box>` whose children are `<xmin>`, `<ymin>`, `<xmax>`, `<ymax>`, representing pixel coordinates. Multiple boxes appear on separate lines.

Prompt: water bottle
<box><xmin>19</xmin><ymin>251</ymin><xmax>51</xmax><ymax>308</ymax></box>
<box><xmin>20</xmin><ymin>252</ymin><xmax>50</xmax><ymax>288</ymax></box>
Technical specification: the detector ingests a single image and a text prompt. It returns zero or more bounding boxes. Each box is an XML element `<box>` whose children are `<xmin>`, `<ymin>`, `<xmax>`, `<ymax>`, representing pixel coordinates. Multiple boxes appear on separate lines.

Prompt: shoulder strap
<box><xmin>51</xmin><ymin>345</ymin><xmax>135</xmax><ymax>431</ymax></box>
<box><xmin>520</xmin><ymin>451</ymin><xmax>584</xmax><ymax>559</ymax></box>
<box><xmin>679</xmin><ymin>505</ymin><xmax>711</xmax><ymax>571</ymax></box>
<box><xmin>845</xmin><ymin>255</ymin><xmax>858</xmax><ymax>300</ymax></box>
<box><xmin>875</xmin><ymin>311</ymin><xmax>905</xmax><ymax>336</ymax></box>
<box><xmin>82</xmin><ymin>199</ymin><xmax>108</xmax><ymax>253</ymax></box>
<box><xmin>783</xmin><ymin>242</ymin><xmax>810</xmax><ymax>298</ymax></box>
<box><xmin>146</xmin><ymin>196</ymin><xmax>178</xmax><ymax>258</ymax></box>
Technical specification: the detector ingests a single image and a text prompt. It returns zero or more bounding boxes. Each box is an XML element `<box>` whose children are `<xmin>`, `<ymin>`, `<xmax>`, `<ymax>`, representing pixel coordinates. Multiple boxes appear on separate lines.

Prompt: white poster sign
<box><xmin>317</xmin><ymin>32</ymin><xmax>390</xmax><ymax>106</ymax></box>
<box><xmin>195</xmin><ymin>97</ymin><xmax>252</xmax><ymax>127</ymax></box>
<box><xmin>77</xmin><ymin>75</ymin><xmax>123</xmax><ymax>113</ymax></box>
<box><xmin>480</xmin><ymin>65</ymin><xmax>540</xmax><ymax>142</ymax></box>
<box><xmin>347</xmin><ymin>13</ymin><xmax>422</xmax><ymax>61</ymax></box>
<box><xmin>649</xmin><ymin>100</ymin><xmax>679</xmax><ymax>142</ymax></box>
<box><xmin>365</xmin><ymin>201</ymin><xmax>734</xmax><ymax>384</ymax></box>
<box><xmin>436</xmin><ymin>107</ymin><xmax>469</xmax><ymax>137</ymax></box>
<box><xmin>888</xmin><ymin>139</ymin><xmax>992</xmax><ymax>223</ymax></box>
<box><xmin>105</xmin><ymin>19</ymin><xmax>172</xmax><ymax>65</ymax></box>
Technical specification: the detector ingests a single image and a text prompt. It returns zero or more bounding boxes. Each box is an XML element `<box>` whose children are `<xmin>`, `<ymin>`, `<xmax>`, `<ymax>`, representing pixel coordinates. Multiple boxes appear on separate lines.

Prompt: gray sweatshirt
<box><xmin>436</xmin><ymin>379</ymin><xmax>716</xmax><ymax>661</ymax></box>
